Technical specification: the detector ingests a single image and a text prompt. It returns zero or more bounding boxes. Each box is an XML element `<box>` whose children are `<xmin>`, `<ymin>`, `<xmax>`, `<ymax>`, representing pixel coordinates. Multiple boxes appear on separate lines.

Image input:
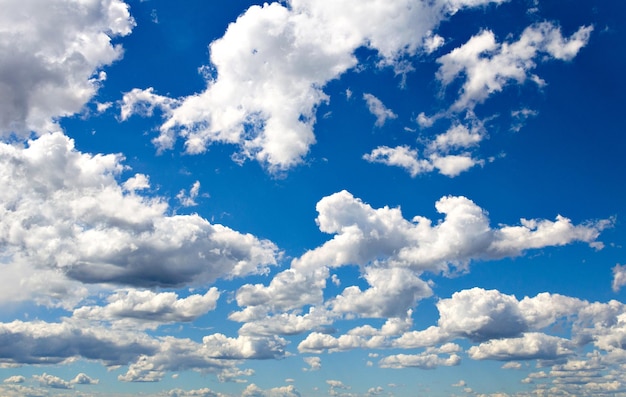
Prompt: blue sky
<box><xmin>0</xmin><ymin>0</ymin><xmax>625</xmax><ymax>396</ymax></box>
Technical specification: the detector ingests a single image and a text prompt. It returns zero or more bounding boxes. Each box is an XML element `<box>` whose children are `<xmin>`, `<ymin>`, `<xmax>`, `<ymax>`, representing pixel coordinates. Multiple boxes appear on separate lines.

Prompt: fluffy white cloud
<box><xmin>437</xmin><ymin>288</ymin><xmax>527</xmax><ymax>341</ymax></box>
<box><xmin>363</xmin><ymin>146</ymin><xmax>434</xmax><ymax>177</ymax></box>
<box><xmin>122</xmin><ymin>0</ymin><xmax>506</xmax><ymax>171</ymax></box>
<box><xmin>612</xmin><ymin>264</ymin><xmax>626</xmax><ymax>292</ymax></box>
<box><xmin>72</xmin><ymin>288</ymin><xmax>221</xmax><ymax>329</ymax></box>
<box><xmin>2</xmin><ymin>376</ymin><xmax>25</xmax><ymax>384</ymax></box>
<box><xmin>293</xmin><ymin>191</ymin><xmax>607</xmax><ymax>274</ymax></box>
<box><xmin>467</xmin><ymin>332</ymin><xmax>574</xmax><ymax>361</ymax></box>
<box><xmin>364</xmin><ymin>122</ymin><xmax>485</xmax><ymax>177</ymax></box>
<box><xmin>241</xmin><ymin>383</ymin><xmax>301</xmax><ymax>397</ymax></box>
<box><xmin>70</xmin><ymin>373</ymin><xmax>99</xmax><ymax>385</ymax></box>
<box><xmin>378</xmin><ymin>350</ymin><xmax>461</xmax><ymax>369</ymax></box>
<box><xmin>0</xmin><ymin>133</ymin><xmax>279</xmax><ymax>306</ymax></box>
<box><xmin>167</xmin><ymin>388</ymin><xmax>225</xmax><ymax>397</ymax></box>
<box><xmin>329</xmin><ymin>267</ymin><xmax>432</xmax><ymax>318</ymax></box>
<box><xmin>363</xmin><ymin>94</ymin><xmax>397</xmax><ymax>127</ymax></box>
<box><xmin>33</xmin><ymin>373</ymin><xmax>72</xmax><ymax>389</ymax></box>
<box><xmin>119</xmin><ymin>334</ymin><xmax>286</xmax><ymax>382</ymax></box>
<box><xmin>0</xmin><ymin>0</ymin><xmax>134</xmax><ymax>136</ymax></box>
<box><xmin>303</xmin><ymin>356</ymin><xmax>321</xmax><ymax>371</ymax></box>
<box><xmin>437</xmin><ymin>22</ymin><xmax>593</xmax><ymax>110</ymax></box>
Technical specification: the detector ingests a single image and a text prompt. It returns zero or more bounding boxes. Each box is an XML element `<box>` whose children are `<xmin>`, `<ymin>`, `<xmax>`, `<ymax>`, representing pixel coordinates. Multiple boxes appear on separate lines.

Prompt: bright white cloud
<box><xmin>437</xmin><ymin>22</ymin><xmax>593</xmax><ymax>110</ymax></box>
<box><xmin>122</xmin><ymin>0</ymin><xmax>507</xmax><ymax>171</ymax></box>
<box><xmin>0</xmin><ymin>133</ymin><xmax>279</xmax><ymax>307</ymax></box>
<box><xmin>70</xmin><ymin>373</ymin><xmax>99</xmax><ymax>385</ymax></box>
<box><xmin>72</xmin><ymin>288</ymin><xmax>221</xmax><ymax>329</ymax></box>
<box><xmin>364</xmin><ymin>122</ymin><xmax>486</xmax><ymax>177</ymax></box>
<box><xmin>378</xmin><ymin>350</ymin><xmax>461</xmax><ymax>369</ymax></box>
<box><xmin>467</xmin><ymin>332</ymin><xmax>574</xmax><ymax>361</ymax></box>
<box><xmin>303</xmin><ymin>356</ymin><xmax>321</xmax><ymax>371</ymax></box>
<box><xmin>2</xmin><ymin>376</ymin><xmax>25</xmax><ymax>384</ymax></box>
<box><xmin>363</xmin><ymin>93</ymin><xmax>397</xmax><ymax>127</ymax></box>
<box><xmin>241</xmin><ymin>383</ymin><xmax>301</xmax><ymax>397</ymax></box>
<box><xmin>0</xmin><ymin>0</ymin><xmax>135</xmax><ymax>136</ymax></box>
<box><xmin>293</xmin><ymin>191</ymin><xmax>607</xmax><ymax>274</ymax></box>
<box><xmin>612</xmin><ymin>264</ymin><xmax>626</xmax><ymax>292</ymax></box>
<box><xmin>33</xmin><ymin>373</ymin><xmax>72</xmax><ymax>389</ymax></box>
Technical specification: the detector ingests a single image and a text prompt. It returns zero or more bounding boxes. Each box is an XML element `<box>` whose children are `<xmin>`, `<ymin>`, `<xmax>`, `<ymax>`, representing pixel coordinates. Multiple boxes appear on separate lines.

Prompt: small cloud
<box><xmin>612</xmin><ymin>264</ymin><xmax>626</xmax><ymax>292</ymax></box>
<box><xmin>363</xmin><ymin>93</ymin><xmax>397</xmax><ymax>127</ymax></box>
<box><xmin>3</xmin><ymin>375</ymin><xmax>25</xmax><ymax>384</ymax></box>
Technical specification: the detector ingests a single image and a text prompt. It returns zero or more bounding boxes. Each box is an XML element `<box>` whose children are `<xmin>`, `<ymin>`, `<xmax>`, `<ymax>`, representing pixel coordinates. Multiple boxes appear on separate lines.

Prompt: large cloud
<box><xmin>0</xmin><ymin>0</ymin><xmax>134</xmax><ymax>136</ymax></box>
<box><xmin>0</xmin><ymin>132</ymin><xmax>279</xmax><ymax>307</ymax></box>
<box><xmin>293</xmin><ymin>190</ymin><xmax>608</xmax><ymax>274</ymax></box>
<box><xmin>123</xmin><ymin>0</ymin><xmax>507</xmax><ymax>171</ymax></box>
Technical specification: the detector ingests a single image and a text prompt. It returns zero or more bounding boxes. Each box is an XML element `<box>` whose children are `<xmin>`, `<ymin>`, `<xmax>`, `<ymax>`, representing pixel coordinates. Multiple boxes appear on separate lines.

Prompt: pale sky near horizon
<box><xmin>1</xmin><ymin>0</ymin><xmax>626</xmax><ymax>396</ymax></box>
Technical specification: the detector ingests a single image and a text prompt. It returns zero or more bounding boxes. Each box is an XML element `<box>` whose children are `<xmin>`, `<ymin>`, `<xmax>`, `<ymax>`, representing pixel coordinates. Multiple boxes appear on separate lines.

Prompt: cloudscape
<box><xmin>1</xmin><ymin>0</ymin><xmax>625</xmax><ymax>396</ymax></box>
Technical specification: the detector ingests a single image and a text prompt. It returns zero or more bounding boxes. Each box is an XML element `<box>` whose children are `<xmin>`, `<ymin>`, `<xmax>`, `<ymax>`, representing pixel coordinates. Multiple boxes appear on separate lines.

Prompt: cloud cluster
<box><xmin>0</xmin><ymin>132</ymin><xmax>279</xmax><ymax>307</ymax></box>
<box><xmin>0</xmin><ymin>0</ymin><xmax>135</xmax><ymax>136</ymax></box>
<box><xmin>122</xmin><ymin>0</ymin><xmax>507</xmax><ymax>171</ymax></box>
<box><xmin>437</xmin><ymin>22</ymin><xmax>593</xmax><ymax>110</ymax></box>
<box><xmin>364</xmin><ymin>121</ymin><xmax>485</xmax><ymax>177</ymax></box>
<box><xmin>72</xmin><ymin>288</ymin><xmax>221</xmax><ymax>329</ymax></box>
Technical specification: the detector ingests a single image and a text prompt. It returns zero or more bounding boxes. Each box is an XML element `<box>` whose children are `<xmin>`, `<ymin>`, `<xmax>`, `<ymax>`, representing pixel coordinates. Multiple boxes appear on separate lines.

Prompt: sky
<box><xmin>0</xmin><ymin>0</ymin><xmax>625</xmax><ymax>396</ymax></box>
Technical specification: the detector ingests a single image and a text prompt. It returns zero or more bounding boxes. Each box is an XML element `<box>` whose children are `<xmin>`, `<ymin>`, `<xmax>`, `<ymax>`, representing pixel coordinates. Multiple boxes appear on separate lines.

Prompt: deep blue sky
<box><xmin>1</xmin><ymin>0</ymin><xmax>625</xmax><ymax>396</ymax></box>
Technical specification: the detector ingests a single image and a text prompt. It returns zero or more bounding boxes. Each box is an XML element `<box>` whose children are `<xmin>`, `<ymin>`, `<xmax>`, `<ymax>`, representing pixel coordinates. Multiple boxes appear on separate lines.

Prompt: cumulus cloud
<box><xmin>33</xmin><ymin>373</ymin><xmax>73</xmax><ymax>389</ymax></box>
<box><xmin>378</xmin><ymin>349</ymin><xmax>461</xmax><ymax>369</ymax></box>
<box><xmin>293</xmin><ymin>191</ymin><xmax>607</xmax><ymax>274</ymax></box>
<box><xmin>467</xmin><ymin>332</ymin><xmax>574</xmax><ymax>361</ymax></box>
<box><xmin>303</xmin><ymin>356</ymin><xmax>321</xmax><ymax>371</ymax></box>
<box><xmin>437</xmin><ymin>22</ymin><xmax>593</xmax><ymax>111</ymax></box>
<box><xmin>177</xmin><ymin>181</ymin><xmax>203</xmax><ymax>207</ymax></box>
<box><xmin>119</xmin><ymin>334</ymin><xmax>286</xmax><ymax>382</ymax></box>
<box><xmin>241</xmin><ymin>383</ymin><xmax>301</xmax><ymax>397</ymax></box>
<box><xmin>0</xmin><ymin>133</ymin><xmax>279</xmax><ymax>306</ymax></box>
<box><xmin>70</xmin><ymin>373</ymin><xmax>99</xmax><ymax>385</ymax></box>
<box><xmin>2</xmin><ymin>376</ymin><xmax>25</xmax><ymax>384</ymax></box>
<box><xmin>72</xmin><ymin>288</ymin><xmax>221</xmax><ymax>329</ymax></box>
<box><xmin>122</xmin><ymin>0</ymin><xmax>507</xmax><ymax>171</ymax></box>
<box><xmin>167</xmin><ymin>388</ymin><xmax>225</xmax><ymax>397</ymax></box>
<box><xmin>363</xmin><ymin>94</ymin><xmax>397</xmax><ymax>127</ymax></box>
<box><xmin>0</xmin><ymin>0</ymin><xmax>134</xmax><ymax>136</ymax></box>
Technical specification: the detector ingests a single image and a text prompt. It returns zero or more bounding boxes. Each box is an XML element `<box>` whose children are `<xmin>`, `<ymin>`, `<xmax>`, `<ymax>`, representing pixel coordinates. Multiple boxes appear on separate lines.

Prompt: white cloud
<box><xmin>33</xmin><ymin>373</ymin><xmax>73</xmax><ymax>389</ymax></box>
<box><xmin>437</xmin><ymin>288</ymin><xmax>527</xmax><ymax>341</ymax></box>
<box><xmin>118</xmin><ymin>334</ymin><xmax>287</xmax><ymax>382</ymax></box>
<box><xmin>0</xmin><ymin>0</ymin><xmax>134</xmax><ymax>136</ymax></box>
<box><xmin>0</xmin><ymin>133</ymin><xmax>279</xmax><ymax>307</ymax></box>
<box><xmin>612</xmin><ymin>264</ymin><xmax>626</xmax><ymax>292</ymax></box>
<box><xmin>2</xmin><ymin>376</ymin><xmax>25</xmax><ymax>384</ymax></box>
<box><xmin>467</xmin><ymin>332</ymin><xmax>574</xmax><ymax>361</ymax></box>
<box><xmin>127</xmin><ymin>0</ymin><xmax>507</xmax><ymax>171</ymax></box>
<box><xmin>177</xmin><ymin>180</ymin><xmax>202</xmax><ymax>207</ymax></box>
<box><xmin>363</xmin><ymin>146</ymin><xmax>434</xmax><ymax>177</ymax></box>
<box><xmin>293</xmin><ymin>191</ymin><xmax>607</xmax><ymax>275</ymax></box>
<box><xmin>437</xmin><ymin>22</ymin><xmax>593</xmax><ymax>111</ymax></box>
<box><xmin>378</xmin><ymin>351</ymin><xmax>461</xmax><ymax>369</ymax></box>
<box><xmin>364</xmin><ymin>122</ymin><xmax>486</xmax><ymax>177</ymax></box>
<box><xmin>72</xmin><ymin>288</ymin><xmax>221</xmax><ymax>329</ymax></box>
<box><xmin>329</xmin><ymin>267</ymin><xmax>432</xmax><ymax>318</ymax></box>
<box><xmin>241</xmin><ymin>383</ymin><xmax>301</xmax><ymax>397</ymax></box>
<box><xmin>70</xmin><ymin>373</ymin><xmax>99</xmax><ymax>385</ymax></box>
<box><xmin>167</xmin><ymin>388</ymin><xmax>225</xmax><ymax>397</ymax></box>
<box><xmin>120</xmin><ymin>87</ymin><xmax>180</xmax><ymax>121</ymax></box>
<box><xmin>363</xmin><ymin>94</ymin><xmax>397</xmax><ymax>127</ymax></box>
<box><xmin>303</xmin><ymin>356</ymin><xmax>321</xmax><ymax>371</ymax></box>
